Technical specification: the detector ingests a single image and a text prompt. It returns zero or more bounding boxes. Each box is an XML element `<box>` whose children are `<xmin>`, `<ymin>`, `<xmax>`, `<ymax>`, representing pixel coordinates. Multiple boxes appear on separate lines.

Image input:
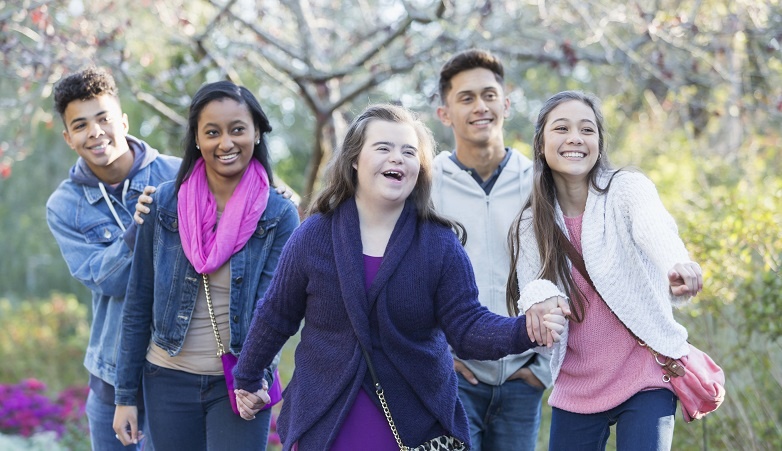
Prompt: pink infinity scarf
<box><xmin>178</xmin><ymin>158</ymin><xmax>269</xmax><ymax>274</ymax></box>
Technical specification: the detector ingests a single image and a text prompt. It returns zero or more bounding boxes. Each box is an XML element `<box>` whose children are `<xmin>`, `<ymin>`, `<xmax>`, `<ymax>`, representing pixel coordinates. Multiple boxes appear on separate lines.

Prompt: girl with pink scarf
<box><xmin>113</xmin><ymin>81</ymin><xmax>299</xmax><ymax>450</ymax></box>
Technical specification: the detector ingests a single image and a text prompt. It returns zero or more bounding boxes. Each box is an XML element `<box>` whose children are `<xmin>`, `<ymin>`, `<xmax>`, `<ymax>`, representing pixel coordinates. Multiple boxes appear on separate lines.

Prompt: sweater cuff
<box><xmin>519</xmin><ymin>279</ymin><xmax>566</xmax><ymax>313</ymax></box>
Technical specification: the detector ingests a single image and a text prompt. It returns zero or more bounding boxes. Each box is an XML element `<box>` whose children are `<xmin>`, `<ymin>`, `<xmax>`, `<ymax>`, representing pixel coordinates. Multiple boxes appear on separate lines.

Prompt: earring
<box><xmin>255</xmin><ymin>139</ymin><xmax>260</xmax><ymax>145</ymax></box>
<box><xmin>597</xmin><ymin>153</ymin><xmax>602</xmax><ymax>160</ymax></box>
<box><xmin>196</xmin><ymin>145</ymin><xmax>200</xmax><ymax>150</ymax></box>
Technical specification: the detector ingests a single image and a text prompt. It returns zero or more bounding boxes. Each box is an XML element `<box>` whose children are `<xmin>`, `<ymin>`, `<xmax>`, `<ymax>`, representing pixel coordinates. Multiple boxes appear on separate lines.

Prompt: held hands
<box><xmin>235</xmin><ymin>378</ymin><xmax>271</xmax><ymax>421</ymax></box>
<box><xmin>525</xmin><ymin>296</ymin><xmax>570</xmax><ymax>347</ymax></box>
<box><xmin>668</xmin><ymin>261</ymin><xmax>703</xmax><ymax>296</ymax></box>
<box><xmin>113</xmin><ymin>405</ymin><xmax>143</xmax><ymax>446</ymax></box>
<box><xmin>133</xmin><ymin>184</ymin><xmax>297</xmax><ymax>225</ymax></box>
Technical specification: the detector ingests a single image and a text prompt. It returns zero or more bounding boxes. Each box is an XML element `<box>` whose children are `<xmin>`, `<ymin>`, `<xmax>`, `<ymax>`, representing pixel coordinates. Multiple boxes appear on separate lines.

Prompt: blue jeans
<box><xmin>86</xmin><ymin>389</ymin><xmax>149</xmax><ymax>450</ymax></box>
<box><xmin>549</xmin><ymin>389</ymin><xmax>677</xmax><ymax>451</ymax></box>
<box><xmin>457</xmin><ymin>374</ymin><xmax>543</xmax><ymax>451</ymax></box>
<box><xmin>142</xmin><ymin>361</ymin><xmax>271</xmax><ymax>451</ymax></box>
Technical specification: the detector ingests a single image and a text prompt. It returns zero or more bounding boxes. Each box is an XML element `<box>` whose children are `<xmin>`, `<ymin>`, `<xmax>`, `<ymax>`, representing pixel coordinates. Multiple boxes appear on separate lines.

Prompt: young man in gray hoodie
<box><xmin>432</xmin><ymin>49</ymin><xmax>550</xmax><ymax>451</ymax></box>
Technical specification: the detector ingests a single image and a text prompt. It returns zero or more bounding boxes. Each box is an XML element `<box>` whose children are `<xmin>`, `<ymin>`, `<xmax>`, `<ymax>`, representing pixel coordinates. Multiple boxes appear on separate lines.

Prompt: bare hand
<box><xmin>134</xmin><ymin>186</ymin><xmax>156</xmax><ymax>225</ymax></box>
<box><xmin>507</xmin><ymin>366</ymin><xmax>545</xmax><ymax>389</ymax></box>
<box><xmin>113</xmin><ymin>405</ymin><xmax>143</xmax><ymax>446</ymax></box>
<box><xmin>543</xmin><ymin>305</ymin><xmax>569</xmax><ymax>343</ymax></box>
<box><xmin>275</xmin><ymin>184</ymin><xmax>295</xmax><ymax>201</ymax></box>
<box><xmin>668</xmin><ymin>261</ymin><xmax>703</xmax><ymax>296</ymax></box>
<box><xmin>454</xmin><ymin>359</ymin><xmax>478</xmax><ymax>385</ymax></box>
<box><xmin>235</xmin><ymin>379</ymin><xmax>271</xmax><ymax>420</ymax></box>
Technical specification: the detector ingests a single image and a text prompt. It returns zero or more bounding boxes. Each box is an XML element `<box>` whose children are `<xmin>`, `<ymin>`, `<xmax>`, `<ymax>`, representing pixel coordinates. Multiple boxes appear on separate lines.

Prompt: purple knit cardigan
<box><xmin>234</xmin><ymin>198</ymin><xmax>534</xmax><ymax>450</ymax></box>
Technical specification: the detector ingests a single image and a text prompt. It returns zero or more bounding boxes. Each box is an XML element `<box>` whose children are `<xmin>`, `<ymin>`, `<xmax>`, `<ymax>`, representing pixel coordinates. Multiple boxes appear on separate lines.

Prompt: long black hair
<box><xmin>175</xmin><ymin>81</ymin><xmax>275</xmax><ymax>190</ymax></box>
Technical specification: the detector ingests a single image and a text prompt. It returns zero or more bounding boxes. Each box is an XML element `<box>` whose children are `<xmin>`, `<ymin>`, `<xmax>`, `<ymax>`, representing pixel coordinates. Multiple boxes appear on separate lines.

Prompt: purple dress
<box><xmin>328</xmin><ymin>255</ymin><xmax>398</xmax><ymax>450</ymax></box>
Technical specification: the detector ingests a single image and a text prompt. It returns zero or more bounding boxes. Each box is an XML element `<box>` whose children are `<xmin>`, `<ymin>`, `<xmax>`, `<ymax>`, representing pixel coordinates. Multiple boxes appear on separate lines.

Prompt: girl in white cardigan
<box><xmin>506</xmin><ymin>91</ymin><xmax>703</xmax><ymax>450</ymax></box>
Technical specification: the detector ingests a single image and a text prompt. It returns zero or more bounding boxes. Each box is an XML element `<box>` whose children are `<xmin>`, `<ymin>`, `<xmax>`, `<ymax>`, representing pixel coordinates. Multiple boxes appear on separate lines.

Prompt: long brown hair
<box><xmin>506</xmin><ymin>91</ymin><xmax>617</xmax><ymax>320</ymax></box>
<box><xmin>308</xmin><ymin>104</ymin><xmax>466</xmax><ymax>243</ymax></box>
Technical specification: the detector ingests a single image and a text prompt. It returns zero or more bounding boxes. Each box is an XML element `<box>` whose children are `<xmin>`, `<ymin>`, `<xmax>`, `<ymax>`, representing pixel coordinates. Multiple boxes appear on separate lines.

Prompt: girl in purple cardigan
<box><xmin>233</xmin><ymin>104</ymin><xmax>567</xmax><ymax>450</ymax></box>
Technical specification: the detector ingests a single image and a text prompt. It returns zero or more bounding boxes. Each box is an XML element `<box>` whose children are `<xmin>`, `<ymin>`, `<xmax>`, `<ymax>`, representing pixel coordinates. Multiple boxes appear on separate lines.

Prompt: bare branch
<box><xmin>195</xmin><ymin>0</ymin><xmax>239</xmax><ymax>43</ymax></box>
<box><xmin>288</xmin><ymin>0</ymin><xmax>316</xmax><ymax>68</ymax></box>
<box><xmin>196</xmin><ymin>40</ymin><xmax>242</xmax><ymax>85</ymax></box>
<box><xmin>136</xmin><ymin>92</ymin><xmax>187</xmax><ymax>127</ymax></box>
<box><xmin>115</xmin><ymin>65</ymin><xmax>187</xmax><ymax>127</ymax></box>
<box><xmin>565</xmin><ymin>0</ymin><xmax>676</xmax><ymax>89</ymax></box>
<box><xmin>221</xmin><ymin>5</ymin><xmax>304</xmax><ymax>70</ymax></box>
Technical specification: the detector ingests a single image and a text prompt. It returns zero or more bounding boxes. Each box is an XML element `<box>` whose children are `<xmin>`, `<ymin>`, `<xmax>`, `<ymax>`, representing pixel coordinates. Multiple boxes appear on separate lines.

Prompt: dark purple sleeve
<box><xmin>233</xmin><ymin>230</ymin><xmax>309</xmax><ymax>392</ymax></box>
<box><xmin>434</xmin><ymin>234</ymin><xmax>533</xmax><ymax>359</ymax></box>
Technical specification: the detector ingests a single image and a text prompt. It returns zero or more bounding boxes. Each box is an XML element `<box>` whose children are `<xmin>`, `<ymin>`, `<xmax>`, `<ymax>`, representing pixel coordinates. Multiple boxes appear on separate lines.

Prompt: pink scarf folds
<box><xmin>178</xmin><ymin>158</ymin><xmax>270</xmax><ymax>274</ymax></box>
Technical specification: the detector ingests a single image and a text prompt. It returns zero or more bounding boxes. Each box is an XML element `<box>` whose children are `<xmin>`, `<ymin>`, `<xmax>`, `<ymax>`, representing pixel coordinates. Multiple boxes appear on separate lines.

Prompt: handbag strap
<box><xmin>202</xmin><ymin>273</ymin><xmax>227</xmax><ymax>357</ymax></box>
<box><xmin>356</xmin><ymin>340</ymin><xmax>408</xmax><ymax>451</ymax></box>
<box><xmin>560</xmin><ymin>235</ymin><xmax>596</xmax><ymax>292</ymax></box>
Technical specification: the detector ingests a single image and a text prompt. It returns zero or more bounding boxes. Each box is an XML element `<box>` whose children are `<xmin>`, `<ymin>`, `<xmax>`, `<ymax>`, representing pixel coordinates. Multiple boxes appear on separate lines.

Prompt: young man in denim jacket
<box><xmin>432</xmin><ymin>49</ymin><xmax>551</xmax><ymax>450</ymax></box>
<box><xmin>46</xmin><ymin>67</ymin><xmax>180</xmax><ymax>450</ymax></box>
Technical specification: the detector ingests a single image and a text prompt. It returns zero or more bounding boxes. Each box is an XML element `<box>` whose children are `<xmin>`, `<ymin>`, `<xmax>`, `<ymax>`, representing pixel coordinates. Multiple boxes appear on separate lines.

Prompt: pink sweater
<box><xmin>548</xmin><ymin>214</ymin><xmax>671</xmax><ymax>413</ymax></box>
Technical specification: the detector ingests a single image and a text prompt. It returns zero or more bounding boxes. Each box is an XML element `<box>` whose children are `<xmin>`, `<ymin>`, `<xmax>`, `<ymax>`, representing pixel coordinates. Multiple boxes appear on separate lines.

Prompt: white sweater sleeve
<box><xmin>620</xmin><ymin>173</ymin><xmax>692</xmax><ymax>306</ymax></box>
<box><xmin>519</xmin><ymin>278</ymin><xmax>567</xmax><ymax>313</ymax></box>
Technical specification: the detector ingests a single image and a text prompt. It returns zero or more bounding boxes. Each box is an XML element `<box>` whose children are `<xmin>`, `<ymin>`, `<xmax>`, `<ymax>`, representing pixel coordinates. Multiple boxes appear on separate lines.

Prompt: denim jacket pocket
<box><xmin>158</xmin><ymin>209</ymin><xmax>179</xmax><ymax>233</ymax></box>
<box><xmin>254</xmin><ymin>217</ymin><xmax>280</xmax><ymax>238</ymax></box>
<box><xmin>82</xmin><ymin>218</ymin><xmax>123</xmax><ymax>244</ymax></box>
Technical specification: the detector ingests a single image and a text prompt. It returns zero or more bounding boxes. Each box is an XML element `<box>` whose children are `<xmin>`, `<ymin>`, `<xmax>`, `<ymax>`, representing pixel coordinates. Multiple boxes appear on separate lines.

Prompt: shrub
<box><xmin>0</xmin><ymin>294</ymin><xmax>90</xmax><ymax>393</ymax></box>
<box><xmin>0</xmin><ymin>379</ymin><xmax>88</xmax><ymax>439</ymax></box>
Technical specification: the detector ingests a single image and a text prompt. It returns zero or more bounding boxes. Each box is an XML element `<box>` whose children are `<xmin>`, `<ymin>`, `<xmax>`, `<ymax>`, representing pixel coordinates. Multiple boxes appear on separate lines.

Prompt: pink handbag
<box><xmin>644</xmin><ymin>342</ymin><xmax>726</xmax><ymax>422</ymax></box>
<box><xmin>561</xmin><ymin>239</ymin><xmax>726</xmax><ymax>422</ymax></box>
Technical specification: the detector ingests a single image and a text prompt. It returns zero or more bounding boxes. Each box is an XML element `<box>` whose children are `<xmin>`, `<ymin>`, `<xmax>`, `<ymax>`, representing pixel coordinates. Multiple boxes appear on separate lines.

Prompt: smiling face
<box><xmin>195</xmin><ymin>98</ymin><xmax>259</xmax><ymax>186</ymax></box>
<box><xmin>62</xmin><ymin>94</ymin><xmax>131</xmax><ymax>181</ymax></box>
<box><xmin>352</xmin><ymin>120</ymin><xmax>421</xmax><ymax>209</ymax></box>
<box><xmin>542</xmin><ymin>99</ymin><xmax>600</xmax><ymax>186</ymax></box>
<box><xmin>437</xmin><ymin>67</ymin><xmax>509</xmax><ymax>151</ymax></box>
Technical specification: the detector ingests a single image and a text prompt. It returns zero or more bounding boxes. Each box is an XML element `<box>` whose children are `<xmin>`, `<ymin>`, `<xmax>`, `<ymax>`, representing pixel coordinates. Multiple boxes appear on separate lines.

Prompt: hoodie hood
<box><xmin>69</xmin><ymin>135</ymin><xmax>160</xmax><ymax>188</ymax></box>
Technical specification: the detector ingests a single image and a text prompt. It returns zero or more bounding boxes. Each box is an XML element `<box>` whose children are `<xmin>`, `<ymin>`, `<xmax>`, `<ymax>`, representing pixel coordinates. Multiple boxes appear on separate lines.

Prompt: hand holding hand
<box><xmin>133</xmin><ymin>186</ymin><xmax>156</xmax><ymax>225</ymax></box>
<box><xmin>543</xmin><ymin>303</ymin><xmax>570</xmax><ymax>344</ymax></box>
<box><xmin>668</xmin><ymin>261</ymin><xmax>703</xmax><ymax>296</ymax></box>
<box><xmin>526</xmin><ymin>296</ymin><xmax>569</xmax><ymax>347</ymax></box>
<box><xmin>235</xmin><ymin>379</ymin><xmax>271</xmax><ymax>421</ymax></box>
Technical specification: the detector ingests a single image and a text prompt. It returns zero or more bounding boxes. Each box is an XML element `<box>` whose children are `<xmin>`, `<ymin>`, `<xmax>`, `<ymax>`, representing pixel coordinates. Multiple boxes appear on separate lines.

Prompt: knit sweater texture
<box><xmin>234</xmin><ymin>198</ymin><xmax>534</xmax><ymax>450</ymax></box>
<box><xmin>548</xmin><ymin>214</ymin><xmax>670</xmax><ymax>413</ymax></box>
<box><xmin>515</xmin><ymin>170</ymin><xmax>692</xmax><ymax>385</ymax></box>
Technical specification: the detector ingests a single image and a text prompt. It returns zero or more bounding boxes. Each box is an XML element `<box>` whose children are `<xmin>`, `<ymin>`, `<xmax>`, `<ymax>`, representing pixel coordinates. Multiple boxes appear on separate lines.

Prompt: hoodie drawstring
<box><xmin>98</xmin><ymin>179</ymin><xmax>129</xmax><ymax>233</ymax></box>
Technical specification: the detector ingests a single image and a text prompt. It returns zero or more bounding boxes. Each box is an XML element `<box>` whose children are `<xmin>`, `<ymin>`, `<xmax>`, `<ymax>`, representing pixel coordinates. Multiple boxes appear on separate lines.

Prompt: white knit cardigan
<box><xmin>515</xmin><ymin>170</ymin><xmax>692</xmax><ymax>384</ymax></box>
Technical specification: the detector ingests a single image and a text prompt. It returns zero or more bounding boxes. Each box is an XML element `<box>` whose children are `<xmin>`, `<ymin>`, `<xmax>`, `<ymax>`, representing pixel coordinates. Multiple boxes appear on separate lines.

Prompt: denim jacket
<box><xmin>46</xmin><ymin>139</ymin><xmax>180</xmax><ymax>387</ymax></box>
<box><xmin>115</xmin><ymin>180</ymin><xmax>299</xmax><ymax>405</ymax></box>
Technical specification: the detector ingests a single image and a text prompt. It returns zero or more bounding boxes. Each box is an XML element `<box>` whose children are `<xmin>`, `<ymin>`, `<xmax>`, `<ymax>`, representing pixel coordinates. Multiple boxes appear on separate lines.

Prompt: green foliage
<box><xmin>0</xmin><ymin>294</ymin><xmax>90</xmax><ymax>394</ymax></box>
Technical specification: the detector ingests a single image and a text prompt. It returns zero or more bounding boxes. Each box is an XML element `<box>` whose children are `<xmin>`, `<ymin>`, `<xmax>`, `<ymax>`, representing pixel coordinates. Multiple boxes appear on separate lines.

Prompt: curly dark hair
<box><xmin>53</xmin><ymin>66</ymin><xmax>119</xmax><ymax>117</ymax></box>
<box><xmin>438</xmin><ymin>49</ymin><xmax>504</xmax><ymax>103</ymax></box>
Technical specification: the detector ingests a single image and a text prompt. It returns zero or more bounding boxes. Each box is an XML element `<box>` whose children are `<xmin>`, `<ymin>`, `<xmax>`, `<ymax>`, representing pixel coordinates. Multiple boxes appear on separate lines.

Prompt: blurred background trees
<box><xmin>1</xmin><ymin>0</ymin><xmax>780</xmax><ymax>449</ymax></box>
